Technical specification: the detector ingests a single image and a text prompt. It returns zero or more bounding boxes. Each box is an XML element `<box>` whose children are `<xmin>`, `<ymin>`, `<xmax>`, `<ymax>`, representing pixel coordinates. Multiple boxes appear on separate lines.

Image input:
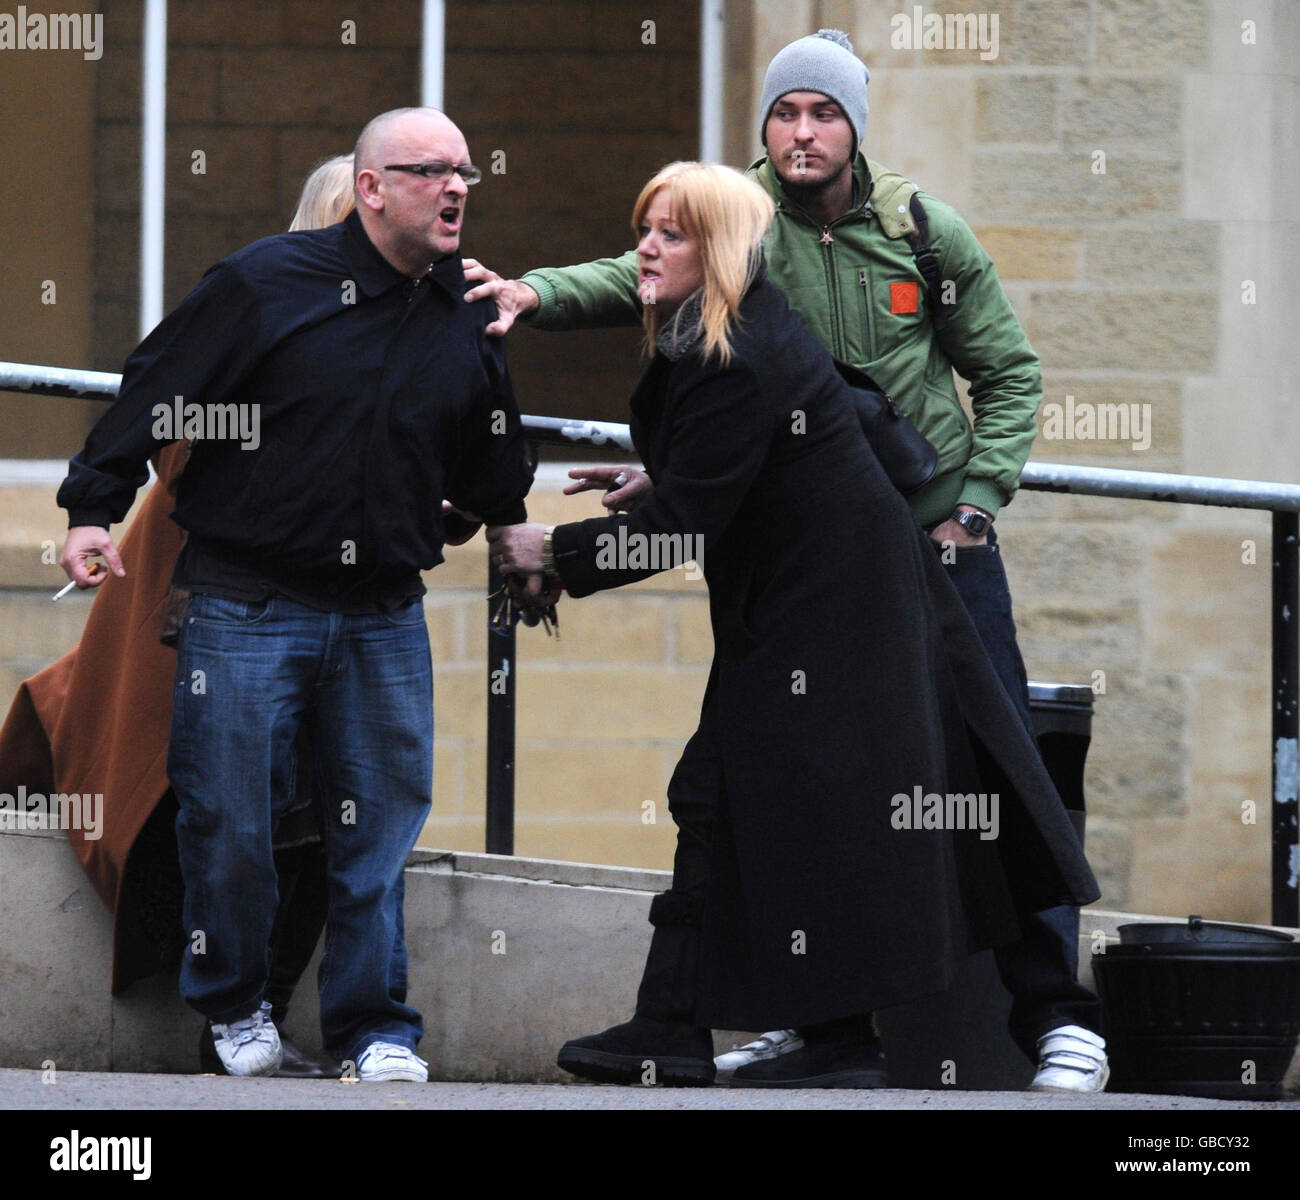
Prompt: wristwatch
<box><xmin>542</xmin><ymin>526</ymin><xmax>557</xmax><ymax>575</ymax></box>
<box><xmin>952</xmin><ymin>508</ymin><xmax>992</xmax><ymax>537</ymax></box>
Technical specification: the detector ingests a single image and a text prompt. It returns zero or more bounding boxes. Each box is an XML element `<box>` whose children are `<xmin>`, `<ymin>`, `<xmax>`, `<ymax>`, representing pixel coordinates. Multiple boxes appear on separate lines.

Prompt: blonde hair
<box><xmin>631</xmin><ymin>161</ymin><xmax>774</xmax><ymax>365</ymax></box>
<box><xmin>289</xmin><ymin>154</ymin><xmax>356</xmax><ymax>231</ymax></box>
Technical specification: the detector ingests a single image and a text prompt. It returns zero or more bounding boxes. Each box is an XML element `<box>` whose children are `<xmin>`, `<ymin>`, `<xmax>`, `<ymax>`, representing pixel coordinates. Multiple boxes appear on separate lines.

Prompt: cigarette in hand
<box><xmin>52</xmin><ymin>564</ymin><xmax>104</xmax><ymax>601</ymax></box>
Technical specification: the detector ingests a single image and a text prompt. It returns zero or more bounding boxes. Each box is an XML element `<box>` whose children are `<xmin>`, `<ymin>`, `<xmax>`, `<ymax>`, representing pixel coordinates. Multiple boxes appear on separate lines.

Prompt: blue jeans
<box><xmin>168</xmin><ymin>592</ymin><xmax>432</xmax><ymax>1063</ymax></box>
<box><xmin>939</xmin><ymin>528</ymin><xmax>1101</xmax><ymax>1054</ymax></box>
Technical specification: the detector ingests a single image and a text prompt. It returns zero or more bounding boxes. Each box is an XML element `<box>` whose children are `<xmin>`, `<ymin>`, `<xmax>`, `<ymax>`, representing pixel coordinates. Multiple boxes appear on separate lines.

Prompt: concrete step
<box><xmin>0</xmin><ymin>1067</ymin><xmax>1285</xmax><ymax>1109</ymax></box>
<box><xmin>3</xmin><ymin>824</ymin><xmax>1298</xmax><ymax>1092</ymax></box>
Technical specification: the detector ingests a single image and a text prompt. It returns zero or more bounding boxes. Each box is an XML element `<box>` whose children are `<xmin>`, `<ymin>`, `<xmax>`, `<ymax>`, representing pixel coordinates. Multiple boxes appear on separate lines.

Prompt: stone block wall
<box><xmin>89</xmin><ymin>0</ymin><xmax>700</xmax><ymax>425</ymax></box>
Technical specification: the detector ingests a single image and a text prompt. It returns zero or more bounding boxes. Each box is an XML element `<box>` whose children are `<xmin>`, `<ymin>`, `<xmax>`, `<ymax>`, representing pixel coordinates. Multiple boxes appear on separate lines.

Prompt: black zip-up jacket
<box><xmin>58</xmin><ymin>210</ymin><xmax>532</xmax><ymax>607</ymax></box>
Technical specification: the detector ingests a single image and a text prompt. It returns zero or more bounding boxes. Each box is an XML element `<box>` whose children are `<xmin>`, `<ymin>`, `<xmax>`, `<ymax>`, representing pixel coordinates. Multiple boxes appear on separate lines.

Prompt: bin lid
<box><xmin>1117</xmin><ymin>915</ymin><xmax>1295</xmax><ymax>945</ymax></box>
<box><xmin>1027</xmin><ymin>681</ymin><xmax>1095</xmax><ymax>707</ymax></box>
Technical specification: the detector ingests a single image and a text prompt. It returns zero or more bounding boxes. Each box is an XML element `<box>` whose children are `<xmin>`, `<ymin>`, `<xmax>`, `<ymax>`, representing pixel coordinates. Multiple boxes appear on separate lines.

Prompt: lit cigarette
<box><xmin>52</xmin><ymin>565</ymin><xmax>104</xmax><ymax>602</ymax></box>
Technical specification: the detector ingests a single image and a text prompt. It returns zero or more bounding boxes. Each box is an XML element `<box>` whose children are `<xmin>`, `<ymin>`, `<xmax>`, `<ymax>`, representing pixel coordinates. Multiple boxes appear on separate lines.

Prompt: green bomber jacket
<box><xmin>520</xmin><ymin>154</ymin><xmax>1042</xmax><ymax>526</ymax></box>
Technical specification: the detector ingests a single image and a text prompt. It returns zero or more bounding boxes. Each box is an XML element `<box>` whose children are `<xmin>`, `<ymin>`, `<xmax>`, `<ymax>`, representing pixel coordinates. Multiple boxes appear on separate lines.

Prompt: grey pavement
<box><xmin>1</xmin><ymin>1068</ymin><xmax>1294</xmax><ymax>1110</ymax></box>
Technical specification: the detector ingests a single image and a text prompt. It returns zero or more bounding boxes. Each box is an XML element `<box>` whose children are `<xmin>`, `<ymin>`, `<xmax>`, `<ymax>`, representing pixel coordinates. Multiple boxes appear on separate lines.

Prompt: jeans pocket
<box><xmin>381</xmin><ymin>599</ymin><xmax>426</xmax><ymax>626</ymax></box>
<box><xmin>190</xmin><ymin>593</ymin><xmax>277</xmax><ymax>625</ymax></box>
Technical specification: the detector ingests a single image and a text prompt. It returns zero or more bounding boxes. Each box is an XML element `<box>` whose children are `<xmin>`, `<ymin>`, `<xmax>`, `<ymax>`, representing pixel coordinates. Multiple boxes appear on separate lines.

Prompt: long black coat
<box><xmin>552</xmin><ymin>276</ymin><xmax>1099</xmax><ymax>1030</ymax></box>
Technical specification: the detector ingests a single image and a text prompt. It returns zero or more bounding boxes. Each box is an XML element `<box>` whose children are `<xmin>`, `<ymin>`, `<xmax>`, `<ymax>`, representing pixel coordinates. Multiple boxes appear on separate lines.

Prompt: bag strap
<box><xmin>901</xmin><ymin>192</ymin><xmax>949</xmax><ymax>332</ymax></box>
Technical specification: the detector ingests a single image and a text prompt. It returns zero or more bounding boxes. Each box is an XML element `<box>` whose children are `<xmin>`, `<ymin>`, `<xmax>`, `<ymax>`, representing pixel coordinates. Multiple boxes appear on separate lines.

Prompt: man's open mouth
<box><xmin>439</xmin><ymin>206</ymin><xmax>461</xmax><ymax>229</ymax></box>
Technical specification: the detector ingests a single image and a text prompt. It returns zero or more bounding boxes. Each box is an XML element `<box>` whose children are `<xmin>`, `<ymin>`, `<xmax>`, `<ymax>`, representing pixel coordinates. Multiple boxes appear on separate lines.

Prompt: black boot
<box><xmin>557</xmin><ymin>1017</ymin><xmax>716</xmax><ymax>1087</ymax></box>
<box><xmin>559</xmin><ymin>886</ymin><xmax>715</xmax><ymax>1086</ymax></box>
<box><xmin>729</xmin><ymin>1014</ymin><xmax>887</xmax><ymax>1089</ymax></box>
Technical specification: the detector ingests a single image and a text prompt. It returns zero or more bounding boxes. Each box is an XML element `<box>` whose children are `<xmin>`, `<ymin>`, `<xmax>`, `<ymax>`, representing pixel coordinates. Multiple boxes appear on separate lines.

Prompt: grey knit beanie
<box><xmin>759</xmin><ymin>29</ymin><xmax>869</xmax><ymax>159</ymax></box>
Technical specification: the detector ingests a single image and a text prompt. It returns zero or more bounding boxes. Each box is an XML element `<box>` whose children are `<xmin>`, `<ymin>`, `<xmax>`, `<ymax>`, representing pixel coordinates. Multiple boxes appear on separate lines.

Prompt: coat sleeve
<box><xmin>927</xmin><ymin>200</ymin><xmax>1042</xmax><ymax>518</ymax></box>
<box><xmin>518</xmin><ymin>250</ymin><xmax>642</xmax><ymax>331</ymax></box>
<box><xmin>442</xmin><ymin>328</ymin><xmax>533</xmax><ymax>528</ymax></box>
<box><xmin>56</xmin><ymin>262</ymin><xmax>265</xmax><ymax>529</ymax></box>
<box><xmin>551</xmin><ymin>359</ymin><xmax>774</xmax><ymax>597</ymax></box>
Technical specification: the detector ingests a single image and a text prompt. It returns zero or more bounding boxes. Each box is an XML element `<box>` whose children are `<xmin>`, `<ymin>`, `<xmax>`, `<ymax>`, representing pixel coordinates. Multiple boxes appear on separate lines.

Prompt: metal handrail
<box><xmin>3</xmin><ymin>359</ymin><xmax>1297</xmax><ymax>925</ymax></box>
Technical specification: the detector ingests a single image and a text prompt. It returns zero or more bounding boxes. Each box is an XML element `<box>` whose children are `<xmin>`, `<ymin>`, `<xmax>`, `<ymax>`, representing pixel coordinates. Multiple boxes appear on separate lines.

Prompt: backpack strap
<box><xmin>901</xmin><ymin>192</ymin><xmax>949</xmax><ymax>332</ymax></box>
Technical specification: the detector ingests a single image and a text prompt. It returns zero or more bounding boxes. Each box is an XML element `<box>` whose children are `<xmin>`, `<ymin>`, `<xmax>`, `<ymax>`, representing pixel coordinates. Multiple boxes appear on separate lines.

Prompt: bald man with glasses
<box><xmin>58</xmin><ymin>108</ymin><xmax>532</xmax><ymax>1082</ymax></box>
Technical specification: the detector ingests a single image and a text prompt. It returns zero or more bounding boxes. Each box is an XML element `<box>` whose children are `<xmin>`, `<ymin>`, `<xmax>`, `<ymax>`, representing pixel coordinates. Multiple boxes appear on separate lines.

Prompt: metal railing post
<box><xmin>1272</xmin><ymin>510</ymin><xmax>1299</xmax><ymax>927</ymax></box>
<box><xmin>485</xmin><ymin>556</ymin><xmax>516</xmax><ymax>855</ymax></box>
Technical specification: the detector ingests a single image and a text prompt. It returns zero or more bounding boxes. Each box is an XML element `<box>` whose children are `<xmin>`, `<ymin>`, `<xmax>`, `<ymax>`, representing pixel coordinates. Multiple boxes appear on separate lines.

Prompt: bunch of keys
<box><xmin>490</xmin><ymin>574</ymin><xmax>560</xmax><ymax>639</ymax></box>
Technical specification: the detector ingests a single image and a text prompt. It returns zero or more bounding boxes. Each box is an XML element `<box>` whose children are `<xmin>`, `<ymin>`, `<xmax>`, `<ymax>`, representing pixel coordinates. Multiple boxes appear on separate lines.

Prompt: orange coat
<box><xmin>0</xmin><ymin>442</ymin><xmax>189</xmax><ymax>991</ymax></box>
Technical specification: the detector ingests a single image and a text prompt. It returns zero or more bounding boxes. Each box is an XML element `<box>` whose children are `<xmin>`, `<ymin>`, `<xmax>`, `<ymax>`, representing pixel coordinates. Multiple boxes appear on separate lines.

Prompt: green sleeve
<box><xmin>928</xmin><ymin>200</ymin><xmax>1042</xmax><ymax>518</ymax></box>
<box><xmin>519</xmin><ymin>250</ymin><xmax>642</xmax><ymax>331</ymax></box>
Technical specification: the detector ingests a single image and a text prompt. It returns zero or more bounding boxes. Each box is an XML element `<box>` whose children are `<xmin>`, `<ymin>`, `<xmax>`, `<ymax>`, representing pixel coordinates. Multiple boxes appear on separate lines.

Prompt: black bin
<box><xmin>1028</xmin><ymin>680</ymin><xmax>1093</xmax><ymax>843</ymax></box>
<box><xmin>1094</xmin><ymin>916</ymin><xmax>1300</xmax><ymax>1099</ymax></box>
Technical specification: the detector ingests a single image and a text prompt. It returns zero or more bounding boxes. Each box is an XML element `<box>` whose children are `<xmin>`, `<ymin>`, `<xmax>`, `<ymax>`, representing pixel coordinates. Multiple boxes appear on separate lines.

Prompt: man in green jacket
<box><xmin>467</xmin><ymin>29</ymin><xmax>1106</xmax><ymax>1093</ymax></box>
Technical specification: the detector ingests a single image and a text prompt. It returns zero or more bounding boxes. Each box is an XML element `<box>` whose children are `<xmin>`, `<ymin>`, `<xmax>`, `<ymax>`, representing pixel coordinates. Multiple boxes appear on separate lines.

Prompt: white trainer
<box><xmin>1029</xmin><ymin>1024</ymin><xmax>1110</xmax><ymax>1093</ymax></box>
<box><xmin>209</xmin><ymin>1001</ymin><xmax>282</xmax><ymax>1077</ymax></box>
<box><xmin>356</xmin><ymin>1041</ymin><xmax>429</xmax><ymax>1083</ymax></box>
<box><xmin>714</xmin><ymin>1029</ymin><xmax>805</xmax><ymax>1072</ymax></box>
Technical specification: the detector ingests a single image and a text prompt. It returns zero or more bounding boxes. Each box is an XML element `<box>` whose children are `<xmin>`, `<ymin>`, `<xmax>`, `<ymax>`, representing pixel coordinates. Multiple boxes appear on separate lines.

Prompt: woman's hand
<box><xmin>564</xmin><ymin>466</ymin><xmax>652</xmax><ymax>512</ymax></box>
<box><xmin>462</xmin><ymin>258</ymin><xmax>540</xmax><ymax>337</ymax></box>
<box><xmin>484</xmin><ymin>521</ymin><xmax>547</xmax><ymax>575</ymax></box>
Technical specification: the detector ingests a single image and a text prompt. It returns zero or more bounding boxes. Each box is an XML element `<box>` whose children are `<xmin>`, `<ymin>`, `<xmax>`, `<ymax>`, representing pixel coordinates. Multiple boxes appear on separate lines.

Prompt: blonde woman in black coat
<box><xmin>486</xmin><ymin>162</ymin><xmax>1098</xmax><ymax>1087</ymax></box>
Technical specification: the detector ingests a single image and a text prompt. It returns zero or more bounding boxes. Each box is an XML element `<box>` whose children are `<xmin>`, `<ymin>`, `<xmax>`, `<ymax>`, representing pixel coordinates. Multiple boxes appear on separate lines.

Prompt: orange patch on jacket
<box><xmin>890</xmin><ymin>281</ymin><xmax>919</xmax><ymax>314</ymax></box>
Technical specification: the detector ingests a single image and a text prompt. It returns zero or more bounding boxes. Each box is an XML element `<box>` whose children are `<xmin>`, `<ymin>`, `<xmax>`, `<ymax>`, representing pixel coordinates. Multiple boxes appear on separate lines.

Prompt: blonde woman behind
<box><xmin>289</xmin><ymin>153</ymin><xmax>355</xmax><ymax>231</ymax></box>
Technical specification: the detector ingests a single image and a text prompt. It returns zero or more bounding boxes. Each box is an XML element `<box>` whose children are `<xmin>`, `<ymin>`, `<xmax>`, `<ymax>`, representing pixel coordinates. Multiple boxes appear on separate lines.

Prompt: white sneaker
<box><xmin>356</xmin><ymin>1041</ymin><xmax>429</xmax><ymax>1083</ymax></box>
<box><xmin>1029</xmin><ymin>1024</ymin><xmax>1110</xmax><ymax>1093</ymax></box>
<box><xmin>209</xmin><ymin>1001</ymin><xmax>282</xmax><ymax>1077</ymax></box>
<box><xmin>714</xmin><ymin>1029</ymin><xmax>804</xmax><ymax>1072</ymax></box>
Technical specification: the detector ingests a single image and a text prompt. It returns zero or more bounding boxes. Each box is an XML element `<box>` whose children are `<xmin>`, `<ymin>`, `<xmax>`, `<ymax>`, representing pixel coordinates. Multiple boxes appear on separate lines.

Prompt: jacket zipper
<box><xmin>776</xmin><ymin>192</ymin><xmax>874</xmax><ymax>363</ymax></box>
<box><xmin>820</xmin><ymin>226</ymin><xmax>845</xmax><ymax>360</ymax></box>
<box><xmin>858</xmin><ymin>267</ymin><xmax>875</xmax><ymax>354</ymax></box>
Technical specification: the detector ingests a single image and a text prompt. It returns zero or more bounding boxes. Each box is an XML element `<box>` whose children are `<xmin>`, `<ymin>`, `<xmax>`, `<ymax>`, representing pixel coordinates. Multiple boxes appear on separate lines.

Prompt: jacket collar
<box><xmin>749</xmin><ymin>153</ymin><xmax>867</xmax><ymax>220</ymax></box>
<box><xmin>341</xmin><ymin>209</ymin><xmax>465</xmax><ymax>301</ymax></box>
<box><xmin>748</xmin><ymin>153</ymin><xmax>917</xmax><ymax>237</ymax></box>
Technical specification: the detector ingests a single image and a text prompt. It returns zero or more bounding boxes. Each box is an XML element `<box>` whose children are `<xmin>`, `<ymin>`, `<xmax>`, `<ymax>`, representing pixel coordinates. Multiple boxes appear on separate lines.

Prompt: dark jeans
<box><xmin>635</xmin><ymin>528</ymin><xmax>1101</xmax><ymax>1058</ymax></box>
<box><xmin>169</xmin><ymin>592</ymin><xmax>432</xmax><ymax>1063</ymax></box>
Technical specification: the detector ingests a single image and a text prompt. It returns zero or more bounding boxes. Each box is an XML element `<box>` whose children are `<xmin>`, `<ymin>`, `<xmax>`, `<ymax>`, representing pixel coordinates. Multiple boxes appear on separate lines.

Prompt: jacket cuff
<box><xmin>550</xmin><ymin>519</ymin><xmax>600</xmax><ymax>598</ymax></box>
<box><xmin>481</xmin><ymin>500</ymin><xmax>528</xmax><ymax>527</ymax></box>
<box><xmin>956</xmin><ymin>478</ymin><xmax>1007</xmax><ymax>521</ymax></box>
<box><xmin>518</xmin><ymin>273</ymin><xmax>561</xmax><ymax>327</ymax></box>
<box><xmin>67</xmin><ymin>510</ymin><xmax>114</xmax><ymax>530</ymax></box>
